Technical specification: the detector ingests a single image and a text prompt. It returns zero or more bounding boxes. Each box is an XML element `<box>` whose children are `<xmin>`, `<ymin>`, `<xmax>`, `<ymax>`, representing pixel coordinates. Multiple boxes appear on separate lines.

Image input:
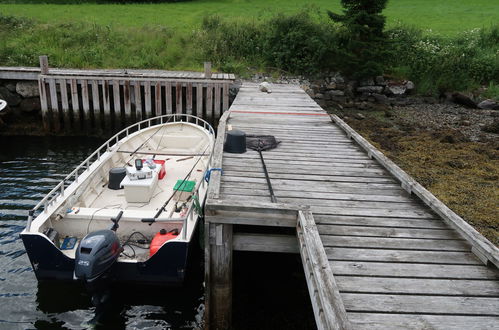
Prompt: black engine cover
<box><xmin>74</xmin><ymin>230</ymin><xmax>122</xmax><ymax>282</ymax></box>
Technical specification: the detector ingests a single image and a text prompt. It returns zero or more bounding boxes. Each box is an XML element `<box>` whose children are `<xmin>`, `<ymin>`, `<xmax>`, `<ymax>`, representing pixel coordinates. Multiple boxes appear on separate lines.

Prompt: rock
<box><xmin>315</xmin><ymin>99</ymin><xmax>327</xmax><ymax>108</ymax></box>
<box><xmin>314</xmin><ymin>93</ymin><xmax>324</xmax><ymax>100</ymax></box>
<box><xmin>326</xmin><ymin>83</ymin><xmax>337</xmax><ymax>90</ymax></box>
<box><xmin>385</xmin><ymin>84</ymin><xmax>407</xmax><ymax>95</ymax></box>
<box><xmin>343</xmin><ymin>101</ymin><xmax>355</xmax><ymax>108</ymax></box>
<box><xmin>16</xmin><ymin>81</ymin><xmax>40</xmax><ymax>98</ymax></box>
<box><xmin>354</xmin><ymin>113</ymin><xmax>365</xmax><ymax>120</ymax></box>
<box><xmin>326</xmin><ymin>90</ymin><xmax>345</xmax><ymax>98</ymax></box>
<box><xmin>5</xmin><ymin>83</ymin><xmax>17</xmax><ymax>93</ymax></box>
<box><xmin>482</xmin><ymin>120</ymin><xmax>499</xmax><ymax>134</ymax></box>
<box><xmin>19</xmin><ymin>98</ymin><xmax>41</xmax><ymax>113</ymax></box>
<box><xmin>356</xmin><ymin>86</ymin><xmax>384</xmax><ymax>94</ymax></box>
<box><xmin>423</xmin><ymin>97</ymin><xmax>438</xmax><ymax>104</ymax></box>
<box><xmin>258</xmin><ymin>82</ymin><xmax>272</xmax><ymax>93</ymax></box>
<box><xmin>372</xmin><ymin>93</ymin><xmax>389</xmax><ymax>104</ymax></box>
<box><xmin>0</xmin><ymin>86</ymin><xmax>21</xmax><ymax>107</ymax></box>
<box><xmin>372</xmin><ymin>103</ymin><xmax>390</xmax><ymax>112</ymax></box>
<box><xmin>452</xmin><ymin>93</ymin><xmax>476</xmax><ymax>108</ymax></box>
<box><xmin>375</xmin><ymin>76</ymin><xmax>386</xmax><ymax>86</ymax></box>
<box><xmin>406</xmin><ymin>80</ymin><xmax>415</xmax><ymax>91</ymax></box>
<box><xmin>310</xmin><ymin>84</ymin><xmax>320</xmax><ymax>93</ymax></box>
<box><xmin>460</xmin><ymin>120</ymin><xmax>471</xmax><ymax>126</ymax></box>
<box><xmin>477</xmin><ymin>99</ymin><xmax>499</xmax><ymax>110</ymax></box>
<box><xmin>306</xmin><ymin>89</ymin><xmax>315</xmax><ymax>98</ymax></box>
<box><xmin>334</xmin><ymin>75</ymin><xmax>345</xmax><ymax>84</ymax></box>
<box><xmin>335</xmin><ymin>83</ymin><xmax>346</xmax><ymax>90</ymax></box>
<box><xmin>359</xmin><ymin>78</ymin><xmax>375</xmax><ymax>86</ymax></box>
<box><xmin>356</xmin><ymin>102</ymin><xmax>369</xmax><ymax>110</ymax></box>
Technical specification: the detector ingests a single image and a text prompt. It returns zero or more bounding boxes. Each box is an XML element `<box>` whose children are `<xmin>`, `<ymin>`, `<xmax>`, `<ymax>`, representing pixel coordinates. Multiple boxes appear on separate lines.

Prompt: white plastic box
<box><xmin>121</xmin><ymin>166</ymin><xmax>160</xmax><ymax>203</ymax></box>
<box><xmin>126</xmin><ymin>166</ymin><xmax>153</xmax><ymax>180</ymax></box>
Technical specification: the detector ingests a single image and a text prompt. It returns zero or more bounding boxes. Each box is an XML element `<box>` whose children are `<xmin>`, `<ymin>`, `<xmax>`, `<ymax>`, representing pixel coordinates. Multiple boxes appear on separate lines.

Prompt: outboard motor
<box><xmin>74</xmin><ymin>211</ymin><xmax>124</xmax><ymax>282</ymax></box>
<box><xmin>74</xmin><ymin>210</ymin><xmax>124</xmax><ymax>325</ymax></box>
<box><xmin>74</xmin><ymin>229</ymin><xmax>122</xmax><ymax>282</ymax></box>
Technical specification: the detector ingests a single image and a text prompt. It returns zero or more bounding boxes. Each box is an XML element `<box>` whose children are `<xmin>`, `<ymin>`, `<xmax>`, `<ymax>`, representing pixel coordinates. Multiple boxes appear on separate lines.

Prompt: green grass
<box><xmin>0</xmin><ymin>0</ymin><xmax>498</xmax><ymax>36</ymax></box>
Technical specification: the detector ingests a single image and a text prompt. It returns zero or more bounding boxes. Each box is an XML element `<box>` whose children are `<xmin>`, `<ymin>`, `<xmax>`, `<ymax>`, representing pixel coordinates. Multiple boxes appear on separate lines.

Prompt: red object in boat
<box><xmin>149</xmin><ymin>229</ymin><xmax>178</xmax><ymax>256</ymax></box>
<box><xmin>154</xmin><ymin>160</ymin><xmax>166</xmax><ymax>179</ymax></box>
<box><xmin>142</xmin><ymin>159</ymin><xmax>166</xmax><ymax>179</ymax></box>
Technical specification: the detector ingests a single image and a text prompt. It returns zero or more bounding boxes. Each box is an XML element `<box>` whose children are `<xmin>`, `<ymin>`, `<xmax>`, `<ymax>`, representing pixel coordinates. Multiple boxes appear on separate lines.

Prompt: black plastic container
<box><xmin>108</xmin><ymin>167</ymin><xmax>126</xmax><ymax>190</ymax></box>
<box><xmin>224</xmin><ymin>130</ymin><xmax>247</xmax><ymax>153</ymax></box>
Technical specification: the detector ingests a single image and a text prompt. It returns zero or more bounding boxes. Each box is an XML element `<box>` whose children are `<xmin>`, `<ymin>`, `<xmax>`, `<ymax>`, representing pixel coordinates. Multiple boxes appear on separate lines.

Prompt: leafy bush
<box><xmin>198</xmin><ymin>11</ymin><xmax>338</xmax><ymax>75</ymax></box>
<box><xmin>263</xmin><ymin>12</ymin><xmax>336</xmax><ymax>74</ymax></box>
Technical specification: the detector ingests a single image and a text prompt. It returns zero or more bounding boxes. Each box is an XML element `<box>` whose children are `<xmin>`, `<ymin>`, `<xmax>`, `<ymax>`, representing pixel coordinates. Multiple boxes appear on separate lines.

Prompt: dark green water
<box><xmin>0</xmin><ymin>136</ymin><xmax>204</xmax><ymax>329</ymax></box>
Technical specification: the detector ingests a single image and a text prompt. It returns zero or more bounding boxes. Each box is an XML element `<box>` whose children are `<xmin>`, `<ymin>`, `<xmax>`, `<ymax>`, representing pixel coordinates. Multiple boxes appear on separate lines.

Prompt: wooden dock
<box><xmin>204</xmin><ymin>82</ymin><xmax>499</xmax><ymax>329</ymax></box>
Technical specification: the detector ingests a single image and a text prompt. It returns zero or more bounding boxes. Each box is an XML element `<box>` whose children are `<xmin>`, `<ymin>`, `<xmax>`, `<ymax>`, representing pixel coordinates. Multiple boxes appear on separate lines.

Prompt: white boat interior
<box><xmin>28</xmin><ymin>117</ymin><xmax>214</xmax><ymax>263</ymax></box>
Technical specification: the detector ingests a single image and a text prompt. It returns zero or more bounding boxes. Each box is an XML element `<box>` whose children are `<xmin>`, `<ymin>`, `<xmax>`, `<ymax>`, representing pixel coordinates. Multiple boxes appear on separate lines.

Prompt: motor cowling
<box><xmin>74</xmin><ymin>230</ymin><xmax>123</xmax><ymax>282</ymax></box>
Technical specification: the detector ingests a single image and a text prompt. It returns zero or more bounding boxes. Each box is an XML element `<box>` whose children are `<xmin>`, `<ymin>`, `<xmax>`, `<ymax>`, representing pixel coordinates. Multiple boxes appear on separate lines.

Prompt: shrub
<box><xmin>198</xmin><ymin>11</ymin><xmax>338</xmax><ymax>75</ymax></box>
<box><xmin>386</xmin><ymin>24</ymin><xmax>499</xmax><ymax>95</ymax></box>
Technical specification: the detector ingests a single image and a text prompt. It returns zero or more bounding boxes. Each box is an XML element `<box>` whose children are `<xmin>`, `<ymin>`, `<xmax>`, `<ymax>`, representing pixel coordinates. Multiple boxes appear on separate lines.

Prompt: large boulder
<box><xmin>0</xmin><ymin>86</ymin><xmax>21</xmax><ymax>107</ymax></box>
<box><xmin>16</xmin><ymin>81</ymin><xmax>40</xmax><ymax>98</ymax></box>
<box><xmin>477</xmin><ymin>99</ymin><xmax>499</xmax><ymax>110</ymax></box>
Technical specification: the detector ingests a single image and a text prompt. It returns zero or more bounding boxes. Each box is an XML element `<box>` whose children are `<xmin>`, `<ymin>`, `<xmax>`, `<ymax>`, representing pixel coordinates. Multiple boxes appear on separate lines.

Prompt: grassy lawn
<box><xmin>0</xmin><ymin>0</ymin><xmax>497</xmax><ymax>36</ymax></box>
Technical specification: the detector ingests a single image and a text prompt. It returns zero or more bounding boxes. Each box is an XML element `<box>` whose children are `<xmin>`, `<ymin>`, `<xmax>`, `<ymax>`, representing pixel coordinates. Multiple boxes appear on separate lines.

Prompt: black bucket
<box><xmin>224</xmin><ymin>130</ymin><xmax>246</xmax><ymax>153</ymax></box>
<box><xmin>108</xmin><ymin>167</ymin><xmax>126</xmax><ymax>190</ymax></box>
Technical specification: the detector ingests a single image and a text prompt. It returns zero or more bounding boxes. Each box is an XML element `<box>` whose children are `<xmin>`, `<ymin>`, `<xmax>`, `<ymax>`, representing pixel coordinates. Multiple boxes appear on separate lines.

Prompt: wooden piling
<box><xmin>39</xmin><ymin>56</ymin><xmax>49</xmax><ymax>74</ymax></box>
<box><xmin>208</xmin><ymin>223</ymin><xmax>233</xmax><ymax>330</ymax></box>
<box><xmin>204</xmin><ymin>62</ymin><xmax>212</xmax><ymax>79</ymax></box>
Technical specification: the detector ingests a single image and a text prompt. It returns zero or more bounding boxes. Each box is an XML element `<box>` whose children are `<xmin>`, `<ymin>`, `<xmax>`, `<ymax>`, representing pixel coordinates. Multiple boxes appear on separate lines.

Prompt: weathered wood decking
<box><xmin>204</xmin><ymin>82</ymin><xmax>499</xmax><ymax>329</ymax></box>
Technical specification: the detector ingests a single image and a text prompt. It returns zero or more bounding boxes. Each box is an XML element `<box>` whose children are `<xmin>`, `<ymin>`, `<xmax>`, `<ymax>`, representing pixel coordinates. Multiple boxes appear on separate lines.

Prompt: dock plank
<box><xmin>341</xmin><ymin>293</ymin><xmax>499</xmax><ymax>315</ymax></box>
<box><xmin>350</xmin><ymin>314</ymin><xmax>499</xmax><ymax>330</ymax></box>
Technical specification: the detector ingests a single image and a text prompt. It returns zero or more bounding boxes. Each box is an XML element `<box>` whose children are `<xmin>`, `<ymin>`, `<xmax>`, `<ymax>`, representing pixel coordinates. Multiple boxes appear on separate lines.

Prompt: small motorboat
<box><xmin>21</xmin><ymin>114</ymin><xmax>215</xmax><ymax>286</ymax></box>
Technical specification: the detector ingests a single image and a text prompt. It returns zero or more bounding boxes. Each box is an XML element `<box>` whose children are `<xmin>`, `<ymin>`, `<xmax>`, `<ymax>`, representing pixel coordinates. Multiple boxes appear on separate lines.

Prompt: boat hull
<box><xmin>21</xmin><ymin>232</ymin><xmax>195</xmax><ymax>286</ymax></box>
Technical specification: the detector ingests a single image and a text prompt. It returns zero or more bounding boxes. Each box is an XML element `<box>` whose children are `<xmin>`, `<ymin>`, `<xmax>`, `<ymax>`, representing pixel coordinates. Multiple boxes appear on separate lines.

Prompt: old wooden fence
<box><xmin>34</xmin><ymin>56</ymin><xmax>235</xmax><ymax>133</ymax></box>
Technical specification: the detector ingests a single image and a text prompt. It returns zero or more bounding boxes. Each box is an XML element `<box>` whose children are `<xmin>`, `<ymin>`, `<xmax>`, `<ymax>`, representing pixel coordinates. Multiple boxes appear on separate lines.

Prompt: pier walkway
<box><xmin>204</xmin><ymin>82</ymin><xmax>499</xmax><ymax>329</ymax></box>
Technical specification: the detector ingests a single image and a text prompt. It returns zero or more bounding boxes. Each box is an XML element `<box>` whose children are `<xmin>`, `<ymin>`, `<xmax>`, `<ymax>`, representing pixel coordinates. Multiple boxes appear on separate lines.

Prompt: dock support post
<box><xmin>206</xmin><ymin>222</ymin><xmax>233</xmax><ymax>330</ymax></box>
<box><xmin>204</xmin><ymin>62</ymin><xmax>212</xmax><ymax>79</ymax></box>
<box><xmin>39</xmin><ymin>55</ymin><xmax>49</xmax><ymax>74</ymax></box>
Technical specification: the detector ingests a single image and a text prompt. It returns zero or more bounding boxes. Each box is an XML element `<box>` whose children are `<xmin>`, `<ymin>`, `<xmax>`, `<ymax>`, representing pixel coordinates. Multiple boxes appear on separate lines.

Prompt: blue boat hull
<box><xmin>21</xmin><ymin>233</ymin><xmax>194</xmax><ymax>286</ymax></box>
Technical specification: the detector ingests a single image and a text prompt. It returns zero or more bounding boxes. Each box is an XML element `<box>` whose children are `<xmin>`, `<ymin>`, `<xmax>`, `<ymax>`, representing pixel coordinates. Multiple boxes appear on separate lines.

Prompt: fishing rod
<box><xmin>141</xmin><ymin>142</ymin><xmax>211</xmax><ymax>224</ymax></box>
